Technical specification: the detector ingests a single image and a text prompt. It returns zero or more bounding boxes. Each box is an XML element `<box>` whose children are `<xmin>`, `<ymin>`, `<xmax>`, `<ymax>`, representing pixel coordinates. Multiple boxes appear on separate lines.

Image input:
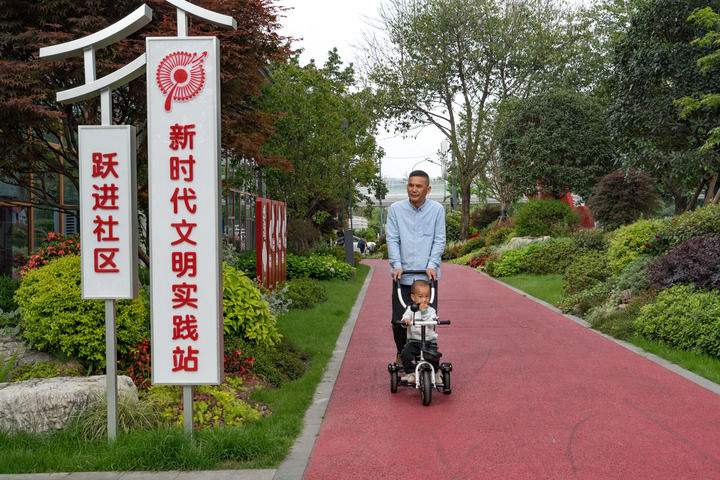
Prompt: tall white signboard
<box><xmin>147</xmin><ymin>37</ymin><xmax>223</xmax><ymax>385</ymax></box>
<box><xmin>78</xmin><ymin>126</ymin><xmax>139</xmax><ymax>299</ymax></box>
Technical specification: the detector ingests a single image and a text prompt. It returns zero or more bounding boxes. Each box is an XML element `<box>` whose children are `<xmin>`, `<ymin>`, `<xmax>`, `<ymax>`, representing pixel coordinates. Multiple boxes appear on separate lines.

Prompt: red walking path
<box><xmin>302</xmin><ymin>260</ymin><xmax>720</xmax><ymax>479</ymax></box>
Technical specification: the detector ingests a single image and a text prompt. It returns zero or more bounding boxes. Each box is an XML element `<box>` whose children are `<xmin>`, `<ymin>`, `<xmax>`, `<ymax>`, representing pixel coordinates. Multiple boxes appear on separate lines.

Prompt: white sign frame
<box><xmin>147</xmin><ymin>36</ymin><xmax>223</xmax><ymax>385</ymax></box>
<box><xmin>78</xmin><ymin>125</ymin><xmax>139</xmax><ymax>300</ymax></box>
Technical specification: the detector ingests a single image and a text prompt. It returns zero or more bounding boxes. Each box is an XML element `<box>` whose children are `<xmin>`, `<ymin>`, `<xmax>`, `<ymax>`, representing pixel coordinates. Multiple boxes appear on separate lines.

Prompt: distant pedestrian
<box><xmin>358</xmin><ymin>236</ymin><xmax>367</xmax><ymax>254</ymax></box>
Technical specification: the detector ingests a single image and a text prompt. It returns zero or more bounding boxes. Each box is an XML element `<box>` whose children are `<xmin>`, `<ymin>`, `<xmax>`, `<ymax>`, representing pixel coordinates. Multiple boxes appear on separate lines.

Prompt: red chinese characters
<box><xmin>169</xmin><ymin>123</ymin><xmax>200</xmax><ymax>372</ymax></box>
<box><xmin>91</xmin><ymin>152</ymin><xmax>121</xmax><ymax>273</ymax></box>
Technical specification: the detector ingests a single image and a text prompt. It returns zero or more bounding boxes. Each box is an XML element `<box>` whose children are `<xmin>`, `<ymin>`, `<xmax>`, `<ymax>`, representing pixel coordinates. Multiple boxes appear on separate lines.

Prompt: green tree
<box><xmin>608</xmin><ymin>0</ymin><xmax>720</xmax><ymax>213</ymax></box>
<box><xmin>496</xmin><ymin>89</ymin><xmax>614</xmax><ymax>200</ymax></box>
<box><xmin>256</xmin><ymin>50</ymin><xmax>382</xmax><ymax>235</ymax></box>
<box><xmin>364</xmin><ymin>0</ymin><xmax>585</xmax><ymax>239</ymax></box>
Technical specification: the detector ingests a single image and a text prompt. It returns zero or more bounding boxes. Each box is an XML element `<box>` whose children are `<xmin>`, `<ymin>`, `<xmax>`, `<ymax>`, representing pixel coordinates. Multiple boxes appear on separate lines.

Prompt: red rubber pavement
<box><xmin>302</xmin><ymin>260</ymin><xmax>720</xmax><ymax>479</ymax></box>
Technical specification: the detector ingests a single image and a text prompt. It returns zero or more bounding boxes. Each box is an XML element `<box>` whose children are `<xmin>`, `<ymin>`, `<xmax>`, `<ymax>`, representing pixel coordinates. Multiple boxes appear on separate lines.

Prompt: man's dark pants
<box><xmin>391</xmin><ymin>281</ymin><xmax>439</xmax><ymax>355</ymax></box>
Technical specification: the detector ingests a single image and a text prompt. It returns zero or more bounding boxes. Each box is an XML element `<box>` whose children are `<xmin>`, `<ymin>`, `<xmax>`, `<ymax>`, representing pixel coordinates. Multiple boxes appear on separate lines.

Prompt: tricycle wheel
<box><xmin>442</xmin><ymin>371</ymin><xmax>451</xmax><ymax>394</ymax></box>
<box><xmin>421</xmin><ymin>369</ymin><xmax>432</xmax><ymax>406</ymax></box>
<box><xmin>390</xmin><ymin>370</ymin><xmax>398</xmax><ymax>393</ymax></box>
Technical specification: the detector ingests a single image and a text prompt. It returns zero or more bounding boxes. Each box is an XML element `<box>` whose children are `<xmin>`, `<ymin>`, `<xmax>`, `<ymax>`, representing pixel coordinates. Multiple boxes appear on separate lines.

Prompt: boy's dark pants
<box><xmin>401</xmin><ymin>339</ymin><xmax>438</xmax><ymax>374</ymax></box>
<box><xmin>391</xmin><ymin>282</ymin><xmax>439</xmax><ymax>354</ymax></box>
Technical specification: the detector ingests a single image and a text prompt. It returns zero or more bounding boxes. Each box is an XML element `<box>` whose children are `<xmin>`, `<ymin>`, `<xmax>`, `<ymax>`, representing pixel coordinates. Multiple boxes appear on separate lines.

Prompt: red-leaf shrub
<box><xmin>648</xmin><ymin>234</ymin><xmax>720</xmax><ymax>292</ymax></box>
<box><xmin>118</xmin><ymin>338</ymin><xmax>152</xmax><ymax>390</ymax></box>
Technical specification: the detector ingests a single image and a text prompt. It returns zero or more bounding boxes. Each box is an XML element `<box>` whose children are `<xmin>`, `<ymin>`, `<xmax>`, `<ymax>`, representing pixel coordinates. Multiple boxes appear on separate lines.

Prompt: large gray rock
<box><xmin>503</xmin><ymin>235</ymin><xmax>551</xmax><ymax>251</ymax></box>
<box><xmin>0</xmin><ymin>375</ymin><xmax>137</xmax><ymax>433</ymax></box>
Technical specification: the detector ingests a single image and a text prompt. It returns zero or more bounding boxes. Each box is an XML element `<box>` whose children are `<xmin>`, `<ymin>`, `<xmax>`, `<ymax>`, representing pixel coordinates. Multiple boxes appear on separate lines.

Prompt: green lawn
<box><xmin>497</xmin><ymin>273</ymin><xmax>564</xmax><ymax>306</ymax></box>
<box><xmin>0</xmin><ymin>264</ymin><xmax>370</xmax><ymax>474</ymax></box>
<box><xmin>498</xmin><ymin>272</ymin><xmax>720</xmax><ymax>387</ymax></box>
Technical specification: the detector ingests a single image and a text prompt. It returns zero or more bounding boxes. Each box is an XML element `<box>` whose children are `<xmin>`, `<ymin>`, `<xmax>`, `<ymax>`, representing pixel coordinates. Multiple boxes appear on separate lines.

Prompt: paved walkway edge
<box><xmin>272</xmin><ymin>264</ymin><xmax>375</xmax><ymax>480</ymax></box>
<box><xmin>476</xmin><ymin>267</ymin><xmax>720</xmax><ymax>397</ymax></box>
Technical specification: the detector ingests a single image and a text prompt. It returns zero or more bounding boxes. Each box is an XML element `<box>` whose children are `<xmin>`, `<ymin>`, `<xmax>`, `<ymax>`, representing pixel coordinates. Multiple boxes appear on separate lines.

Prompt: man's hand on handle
<box><xmin>393</xmin><ymin>268</ymin><xmax>437</xmax><ymax>282</ymax></box>
<box><xmin>426</xmin><ymin>268</ymin><xmax>437</xmax><ymax>281</ymax></box>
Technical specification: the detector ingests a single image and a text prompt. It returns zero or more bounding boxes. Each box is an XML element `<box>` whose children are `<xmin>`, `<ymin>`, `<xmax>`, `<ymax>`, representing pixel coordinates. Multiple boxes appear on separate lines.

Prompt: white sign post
<box><xmin>147</xmin><ymin>1</ymin><xmax>236</xmax><ymax>436</ymax></box>
<box><xmin>147</xmin><ymin>36</ymin><xmax>223</xmax><ymax>387</ymax></box>
<box><xmin>39</xmin><ymin>5</ymin><xmax>150</xmax><ymax>442</ymax></box>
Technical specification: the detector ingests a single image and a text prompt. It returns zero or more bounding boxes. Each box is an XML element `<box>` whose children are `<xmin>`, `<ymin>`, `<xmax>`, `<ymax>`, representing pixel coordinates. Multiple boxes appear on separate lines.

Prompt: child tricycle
<box><xmin>387</xmin><ymin>273</ymin><xmax>452</xmax><ymax>406</ymax></box>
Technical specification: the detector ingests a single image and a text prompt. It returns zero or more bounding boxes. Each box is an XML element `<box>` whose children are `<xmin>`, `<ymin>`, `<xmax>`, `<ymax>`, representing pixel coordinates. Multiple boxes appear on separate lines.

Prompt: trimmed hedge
<box><xmin>15</xmin><ymin>256</ymin><xmax>147</xmax><ymax>369</ymax></box>
<box><xmin>607</xmin><ymin>219</ymin><xmax>662</xmax><ymax>273</ymax></box>
<box><xmin>635</xmin><ymin>285</ymin><xmax>720</xmax><ymax>358</ymax></box>
<box><xmin>523</xmin><ymin>238</ymin><xmax>580</xmax><ymax>274</ymax></box>
<box><xmin>563</xmin><ymin>250</ymin><xmax>611</xmax><ymax>296</ymax></box>
<box><xmin>514</xmin><ymin>199</ymin><xmax>579</xmax><ymax>237</ymax></box>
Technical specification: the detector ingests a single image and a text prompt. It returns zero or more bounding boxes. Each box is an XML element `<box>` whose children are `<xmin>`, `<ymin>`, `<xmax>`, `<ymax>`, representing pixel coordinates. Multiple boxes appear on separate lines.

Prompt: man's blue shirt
<box><xmin>386</xmin><ymin>198</ymin><xmax>446</xmax><ymax>285</ymax></box>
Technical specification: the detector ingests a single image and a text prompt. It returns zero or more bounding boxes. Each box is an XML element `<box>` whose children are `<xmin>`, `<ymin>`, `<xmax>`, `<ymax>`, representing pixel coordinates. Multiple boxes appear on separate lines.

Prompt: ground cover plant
<box><xmin>0</xmin><ymin>264</ymin><xmax>370</xmax><ymax>474</ymax></box>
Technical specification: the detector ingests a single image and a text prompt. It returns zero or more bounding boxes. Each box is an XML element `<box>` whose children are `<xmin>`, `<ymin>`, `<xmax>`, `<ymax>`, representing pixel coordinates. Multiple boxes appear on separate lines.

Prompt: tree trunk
<box><xmin>459</xmin><ymin>180</ymin><xmax>472</xmax><ymax>239</ymax></box>
<box><xmin>705</xmin><ymin>173</ymin><xmax>718</xmax><ymax>206</ymax></box>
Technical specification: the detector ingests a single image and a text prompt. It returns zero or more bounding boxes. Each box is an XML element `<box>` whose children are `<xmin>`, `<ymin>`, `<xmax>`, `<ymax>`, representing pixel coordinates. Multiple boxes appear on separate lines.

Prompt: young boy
<box><xmin>400</xmin><ymin>279</ymin><xmax>442</xmax><ymax>384</ymax></box>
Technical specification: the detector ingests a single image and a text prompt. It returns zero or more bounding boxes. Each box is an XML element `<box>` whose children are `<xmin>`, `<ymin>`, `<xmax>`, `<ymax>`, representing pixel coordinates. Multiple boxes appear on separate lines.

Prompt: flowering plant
<box><xmin>20</xmin><ymin>232</ymin><xmax>80</xmax><ymax>276</ymax></box>
<box><xmin>118</xmin><ymin>338</ymin><xmax>151</xmax><ymax>390</ymax></box>
<box><xmin>224</xmin><ymin>349</ymin><xmax>255</xmax><ymax>376</ymax></box>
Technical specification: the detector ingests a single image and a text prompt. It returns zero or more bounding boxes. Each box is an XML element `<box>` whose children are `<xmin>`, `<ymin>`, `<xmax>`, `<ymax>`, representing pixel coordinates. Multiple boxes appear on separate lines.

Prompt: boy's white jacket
<box><xmin>402</xmin><ymin>306</ymin><xmax>438</xmax><ymax>342</ymax></box>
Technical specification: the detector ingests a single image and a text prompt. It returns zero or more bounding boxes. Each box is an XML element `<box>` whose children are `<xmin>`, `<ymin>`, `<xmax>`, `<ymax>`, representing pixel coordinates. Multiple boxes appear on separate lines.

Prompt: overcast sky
<box><xmin>275</xmin><ymin>0</ymin><xmax>592</xmax><ymax>179</ymax></box>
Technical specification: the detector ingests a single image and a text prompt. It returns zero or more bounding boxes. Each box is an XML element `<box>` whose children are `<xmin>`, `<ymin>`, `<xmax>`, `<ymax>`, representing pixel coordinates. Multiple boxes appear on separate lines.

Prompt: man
<box><xmin>385</xmin><ymin>170</ymin><xmax>446</xmax><ymax>361</ymax></box>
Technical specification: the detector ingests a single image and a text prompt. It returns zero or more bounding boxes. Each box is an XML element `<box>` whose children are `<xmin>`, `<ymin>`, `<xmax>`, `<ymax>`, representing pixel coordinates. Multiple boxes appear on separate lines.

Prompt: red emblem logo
<box><xmin>156</xmin><ymin>51</ymin><xmax>208</xmax><ymax>111</ymax></box>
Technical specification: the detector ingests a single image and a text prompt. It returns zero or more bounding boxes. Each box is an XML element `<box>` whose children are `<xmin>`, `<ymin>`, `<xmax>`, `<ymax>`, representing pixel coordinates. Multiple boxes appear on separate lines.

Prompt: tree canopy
<box><xmin>496</xmin><ymin>89</ymin><xmax>615</xmax><ymax>201</ymax></box>
<box><xmin>364</xmin><ymin>0</ymin><xmax>585</xmax><ymax>238</ymax></box>
<box><xmin>255</xmin><ymin>50</ymin><xmax>382</xmax><ymax>238</ymax></box>
<box><xmin>0</xmin><ymin>0</ymin><xmax>289</xmax><ymax>211</ymax></box>
<box><xmin>608</xmin><ymin>0</ymin><xmax>720</xmax><ymax>213</ymax></box>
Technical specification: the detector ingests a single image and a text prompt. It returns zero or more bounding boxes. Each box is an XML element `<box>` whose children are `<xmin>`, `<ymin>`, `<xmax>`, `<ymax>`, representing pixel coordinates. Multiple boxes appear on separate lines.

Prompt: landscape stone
<box><xmin>0</xmin><ymin>375</ymin><xmax>137</xmax><ymax>433</ymax></box>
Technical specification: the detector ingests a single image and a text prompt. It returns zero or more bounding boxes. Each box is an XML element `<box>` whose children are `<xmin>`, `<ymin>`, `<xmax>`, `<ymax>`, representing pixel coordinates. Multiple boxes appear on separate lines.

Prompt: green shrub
<box><xmin>635</xmin><ymin>285</ymin><xmax>720</xmax><ymax>358</ymax></box>
<box><xmin>460</xmin><ymin>235</ymin><xmax>485</xmax><ymax>255</ymax></box>
<box><xmin>563</xmin><ymin>250</ymin><xmax>611</xmax><ymax>296</ymax></box>
<box><xmin>234</xmin><ymin>249</ymin><xmax>257</xmax><ymax>277</ymax></box>
<box><xmin>471</xmin><ymin>204</ymin><xmax>502</xmax><ymax>231</ymax></box>
<box><xmin>485</xmin><ymin>225</ymin><xmax>514</xmax><ymax>247</ymax></box>
<box><xmin>0</xmin><ymin>308</ymin><xmax>20</xmax><ymax>330</ymax></box>
<box><xmin>10</xmin><ymin>361</ymin><xmax>83</xmax><ymax>382</ymax></box>
<box><xmin>15</xmin><ymin>256</ymin><xmax>148</xmax><ymax>369</ymax></box>
<box><xmin>286</xmin><ymin>253</ymin><xmax>354</xmax><ymax>280</ymax></box>
<box><xmin>284</xmin><ymin>277</ymin><xmax>328</xmax><ymax>310</ymax></box>
<box><xmin>646</xmin><ymin>203</ymin><xmax>720</xmax><ymax>255</ymax></box>
<box><xmin>492</xmin><ymin>246</ymin><xmax>537</xmax><ymax>277</ymax></box>
<box><xmin>222</xmin><ymin>263</ymin><xmax>281</xmax><ymax>348</ymax></box>
<box><xmin>445</xmin><ymin>210</ymin><xmax>461</xmax><ymax>242</ymax></box>
<box><xmin>570</xmin><ymin>228</ymin><xmax>608</xmax><ymax>251</ymax></box>
<box><xmin>523</xmin><ymin>238</ymin><xmax>580</xmax><ymax>274</ymax></box>
<box><xmin>559</xmin><ymin>281</ymin><xmax>614</xmax><ymax>315</ymax></box>
<box><xmin>614</xmin><ymin>254</ymin><xmax>654</xmax><ymax>296</ymax></box>
<box><xmin>606</xmin><ymin>219</ymin><xmax>662</xmax><ymax>273</ymax></box>
<box><xmin>224</xmin><ymin>335</ymin><xmax>308</xmax><ymax>387</ymax></box>
<box><xmin>514</xmin><ymin>199</ymin><xmax>579</xmax><ymax>237</ymax></box>
<box><xmin>648</xmin><ymin>234</ymin><xmax>720</xmax><ymax>292</ymax></box>
<box><xmin>0</xmin><ymin>276</ymin><xmax>19</xmax><ymax>313</ymax></box>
